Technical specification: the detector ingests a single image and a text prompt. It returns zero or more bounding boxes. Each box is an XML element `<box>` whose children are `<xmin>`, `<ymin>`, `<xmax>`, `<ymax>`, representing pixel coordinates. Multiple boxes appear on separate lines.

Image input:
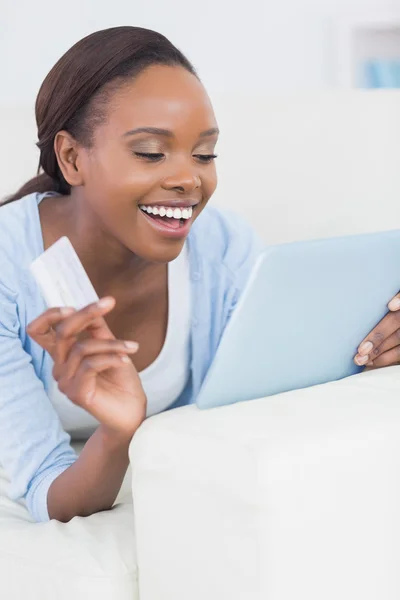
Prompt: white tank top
<box><xmin>48</xmin><ymin>244</ymin><xmax>191</xmax><ymax>440</ymax></box>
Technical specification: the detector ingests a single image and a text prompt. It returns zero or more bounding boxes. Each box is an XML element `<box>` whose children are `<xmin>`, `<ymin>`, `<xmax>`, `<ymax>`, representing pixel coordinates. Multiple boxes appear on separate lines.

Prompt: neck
<box><xmin>40</xmin><ymin>193</ymin><xmax>165</xmax><ymax>299</ymax></box>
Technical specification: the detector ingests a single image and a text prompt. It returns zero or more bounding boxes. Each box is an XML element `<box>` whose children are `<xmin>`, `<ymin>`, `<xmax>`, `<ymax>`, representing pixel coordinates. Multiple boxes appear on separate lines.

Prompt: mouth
<box><xmin>138</xmin><ymin>204</ymin><xmax>196</xmax><ymax>238</ymax></box>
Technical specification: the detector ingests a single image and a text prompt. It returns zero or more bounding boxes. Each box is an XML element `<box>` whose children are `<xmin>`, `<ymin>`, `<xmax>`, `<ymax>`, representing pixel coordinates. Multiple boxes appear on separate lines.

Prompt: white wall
<box><xmin>1</xmin><ymin>0</ymin><xmax>400</xmax><ymax>107</ymax></box>
<box><xmin>212</xmin><ymin>91</ymin><xmax>400</xmax><ymax>243</ymax></box>
<box><xmin>2</xmin><ymin>2</ymin><xmax>400</xmax><ymax>244</ymax></box>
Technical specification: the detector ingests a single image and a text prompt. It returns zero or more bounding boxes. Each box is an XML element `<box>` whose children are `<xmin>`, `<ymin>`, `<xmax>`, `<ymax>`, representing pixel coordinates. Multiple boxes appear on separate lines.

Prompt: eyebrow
<box><xmin>123</xmin><ymin>127</ymin><xmax>219</xmax><ymax>138</ymax></box>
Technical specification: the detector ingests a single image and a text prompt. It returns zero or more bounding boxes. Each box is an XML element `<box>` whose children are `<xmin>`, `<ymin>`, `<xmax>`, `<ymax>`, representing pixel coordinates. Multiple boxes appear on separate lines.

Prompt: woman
<box><xmin>0</xmin><ymin>26</ymin><xmax>261</xmax><ymax>523</ymax></box>
<box><xmin>1</xmin><ymin>26</ymin><xmax>398</xmax><ymax>525</ymax></box>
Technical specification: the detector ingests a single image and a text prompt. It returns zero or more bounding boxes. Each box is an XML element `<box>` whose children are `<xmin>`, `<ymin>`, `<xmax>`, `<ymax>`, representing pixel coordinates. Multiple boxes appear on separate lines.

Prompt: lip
<box><xmin>139</xmin><ymin>207</ymin><xmax>194</xmax><ymax>239</ymax></box>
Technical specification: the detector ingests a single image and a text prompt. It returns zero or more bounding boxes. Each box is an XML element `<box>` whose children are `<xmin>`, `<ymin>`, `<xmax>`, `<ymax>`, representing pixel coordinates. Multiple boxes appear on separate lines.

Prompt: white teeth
<box><xmin>140</xmin><ymin>205</ymin><xmax>195</xmax><ymax>219</ymax></box>
<box><xmin>181</xmin><ymin>207</ymin><xmax>193</xmax><ymax>219</ymax></box>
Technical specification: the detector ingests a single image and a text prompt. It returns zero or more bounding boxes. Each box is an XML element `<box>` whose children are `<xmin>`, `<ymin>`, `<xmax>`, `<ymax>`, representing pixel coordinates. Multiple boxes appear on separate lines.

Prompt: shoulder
<box><xmin>0</xmin><ymin>193</ymin><xmax>39</xmax><ymax>247</ymax></box>
<box><xmin>189</xmin><ymin>205</ymin><xmax>264</xmax><ymax>285</ymax></box>
<box><xmin>0</xmin><ymin>194</ymin><xmax>42</xmax><ymax>292</ymax></box>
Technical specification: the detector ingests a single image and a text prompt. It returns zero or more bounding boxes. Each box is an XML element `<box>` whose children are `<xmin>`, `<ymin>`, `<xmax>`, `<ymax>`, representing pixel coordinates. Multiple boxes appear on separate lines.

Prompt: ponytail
<box><xmin>3</xmin><ymin>173</ymin><xmax>59</xmax><ymax>205</ymax></box>
<box><xmin>3</xmin><ymin>145</ymin><xmax>71</xmax><ymax>205</ymax></box>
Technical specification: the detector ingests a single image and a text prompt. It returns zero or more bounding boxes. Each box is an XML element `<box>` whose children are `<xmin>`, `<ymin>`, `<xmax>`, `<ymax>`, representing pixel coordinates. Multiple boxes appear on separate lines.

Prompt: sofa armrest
<box><xmin>130</xmin><ymin>367</ymin><xmax>400</xmax><ymax>600</ymax></box>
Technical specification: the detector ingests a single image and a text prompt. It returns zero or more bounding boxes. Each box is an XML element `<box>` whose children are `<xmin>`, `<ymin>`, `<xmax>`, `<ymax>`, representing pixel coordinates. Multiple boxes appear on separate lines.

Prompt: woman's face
<box><xmin>72</xmin><ymin>65</ymin><xmax>219</xmax><ymax>263</ymax></box>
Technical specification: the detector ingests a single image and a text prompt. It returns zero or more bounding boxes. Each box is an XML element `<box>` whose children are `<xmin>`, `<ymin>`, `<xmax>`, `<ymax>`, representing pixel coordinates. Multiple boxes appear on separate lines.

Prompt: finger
<box><xmin>58</xmin><ymin>354</ymin><xmax>131</xmax><ymax>408</ymax></box>
<box><xmin>388</xmin><ymin>292</ymin><xmax>400</xmax><ymax>312</ymax></box>
<box><xmin>357</xmin><ymin>311</ymin><xmax>400</xmax><ymax>356</ymax></box>
<box><xmin>54</xmin><ymin>339</ymin><xmax>139</xmax><ymax>381</ymax></box>
<box><xmin>56</xmin><ymin>297</ymin><xmax>115</xmax><ymax>340</ymax></box>
<box><xmin>54</xmin><ymin>297</ymin><xmax>116</xmax><ymax>364</ymax></box>
<box><xmin>27</xmin><ymin>307</ymin><xmax>76</xmax><ymax>353</ymax></box>
<box><xmin>367</xmin><ymin>346</ymin><xmax>400</xmax><ymax>369</ymax></box>
<box><xmin>354</xmin><ymin>353</ymin><xmax>370</xmax><ymax>367</ymax></box>
<box><xmin>366</xmin><ymin>328</ymin><xmax>400</xmax><ymax>362</ymax></box>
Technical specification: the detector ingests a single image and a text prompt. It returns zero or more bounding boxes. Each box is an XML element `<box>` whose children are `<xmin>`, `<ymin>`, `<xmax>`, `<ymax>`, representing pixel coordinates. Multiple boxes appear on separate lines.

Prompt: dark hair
<box><xmin>4</xmin><ymin>26</ymin><xmax>196</xmax><ymax>204</ymax></box>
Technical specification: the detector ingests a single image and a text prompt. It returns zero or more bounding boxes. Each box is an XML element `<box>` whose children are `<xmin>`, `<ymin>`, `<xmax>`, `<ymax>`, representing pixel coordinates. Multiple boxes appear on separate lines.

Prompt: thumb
<box><xmin>388</xmin><ymin>293</ymin><xmax>400</xmax><ymax>312</ymax></box>
<box><xmin>85</xmin><ymin>297</ymin><xmax>117</xmax><ymax>341</ymax></box>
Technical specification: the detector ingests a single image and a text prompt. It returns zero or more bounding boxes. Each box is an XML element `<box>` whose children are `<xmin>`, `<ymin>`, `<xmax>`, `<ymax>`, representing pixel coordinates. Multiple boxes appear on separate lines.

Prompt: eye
<box><xmin>193</xmin><ymin>154</ymin><xmax>218</xmax><ymax>164</ymax></box>
<box><xmin>134</xmin><ymin>152</ymin><xmax>164</xmax><ymax>162</ymax></box>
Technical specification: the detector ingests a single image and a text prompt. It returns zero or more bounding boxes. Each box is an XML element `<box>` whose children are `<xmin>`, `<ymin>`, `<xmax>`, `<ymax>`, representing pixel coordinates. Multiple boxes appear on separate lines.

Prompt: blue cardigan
<box><xmin>0</xmin><ymin>192</ymin><xmax>262</xmax><ymax>522</ymax></box>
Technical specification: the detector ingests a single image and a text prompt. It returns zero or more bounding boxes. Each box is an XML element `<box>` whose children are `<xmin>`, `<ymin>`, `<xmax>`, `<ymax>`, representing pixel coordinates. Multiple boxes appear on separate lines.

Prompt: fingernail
<box><xmin>359</xmin><ymin>341</ymin><xmax>373</xmax><ymax>355</ymax></box>
<box><xmin>97</xmin><ymin>297</ymin><xmax>114</xmax><ymax>309</ymax></box>
<box><xmin>124</xmin><ymin>341</ymin><xmax>139</xmax><ymax>350</ymax></box>
<box><xmin>60</xmin><ymin>307</ymin><xmax>75</xmax><ymax>316</ymax></box>
<box><xmin>121</xmin><ymin>355</ymin><xmax>131</xmax><ymax>363</ymax></box>
<box><xmin>389</xmin><ymin>298</ymin><xmax>400</xmax><ymax>310</ymax></box>
<box><xmin>355</xmin><ymin>354</ymin><xmax>369</xmax><ymax>366</ymax></box>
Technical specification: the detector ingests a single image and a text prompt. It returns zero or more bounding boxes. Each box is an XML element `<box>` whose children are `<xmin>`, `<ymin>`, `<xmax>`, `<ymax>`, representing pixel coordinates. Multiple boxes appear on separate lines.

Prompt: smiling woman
<box><xmin>0</xmin><ymin>26</ymin><xmax>262</xmax><ymax>523</ymax></box>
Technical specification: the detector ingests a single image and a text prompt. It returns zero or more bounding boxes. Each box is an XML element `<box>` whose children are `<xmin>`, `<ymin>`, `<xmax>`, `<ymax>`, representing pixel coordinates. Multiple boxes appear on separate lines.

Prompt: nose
<box><xmin>161</xmin><ymin>166</ymin><xmax>201</xmax><ymax>194</ymax></box>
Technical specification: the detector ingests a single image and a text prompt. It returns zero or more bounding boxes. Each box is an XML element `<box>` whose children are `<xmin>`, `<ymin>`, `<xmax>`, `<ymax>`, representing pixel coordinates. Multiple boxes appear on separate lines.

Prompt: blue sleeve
<box><xmin>0</xmin><ymin>279</ymin><xmax>77</xmax><ymax>522</ymax></box>
<box><xmin>221</xmin><ymin>209</ymin><xmax>265</xmax><ymax>322</ymax></box>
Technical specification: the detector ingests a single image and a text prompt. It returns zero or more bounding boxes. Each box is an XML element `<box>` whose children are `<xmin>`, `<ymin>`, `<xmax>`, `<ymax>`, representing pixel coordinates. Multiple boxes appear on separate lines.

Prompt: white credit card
<box><xmin>30</xmin><ymin>236</ymin><xmax>99</xmax><ymax>310</ymax></box>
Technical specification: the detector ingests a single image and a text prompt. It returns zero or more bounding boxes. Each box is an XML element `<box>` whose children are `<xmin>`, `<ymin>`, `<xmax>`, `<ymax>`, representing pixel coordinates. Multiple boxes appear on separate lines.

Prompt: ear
<box><xmin>54</xmin><ymin>131</ymin><xmax>84</xmax><ymax>187</ymax></box>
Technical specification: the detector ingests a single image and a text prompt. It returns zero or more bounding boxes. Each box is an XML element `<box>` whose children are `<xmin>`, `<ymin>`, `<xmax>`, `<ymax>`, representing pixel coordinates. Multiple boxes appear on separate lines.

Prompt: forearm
<box><xmin>47</xmin><ymin>425</ymin><xmax>133</xmax><ymax>522</ymax></box>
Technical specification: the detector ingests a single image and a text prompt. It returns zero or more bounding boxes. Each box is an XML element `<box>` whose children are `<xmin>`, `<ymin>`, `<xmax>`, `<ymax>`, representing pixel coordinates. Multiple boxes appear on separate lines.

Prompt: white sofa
<box><xmin>1</xmin><ymin>92</ymin><xmax>400</xmax><ymax>599</ymax></box>
<box><xmin>130</xmin><ymin>367</ymin><xmax>400</xmax><ymax>600</ymax></box>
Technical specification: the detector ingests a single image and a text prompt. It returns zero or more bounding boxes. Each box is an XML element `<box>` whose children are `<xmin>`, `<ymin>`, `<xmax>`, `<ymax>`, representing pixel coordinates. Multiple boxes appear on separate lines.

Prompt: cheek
<box><xmin>203</xmin><ymin>165</ymin><xmax>218</xmax><ymax>200</ymax></box>
<box><xmin>86</xmin><ymin>147</ymin><xmax>158</xmax><ymax>198</ymax></box>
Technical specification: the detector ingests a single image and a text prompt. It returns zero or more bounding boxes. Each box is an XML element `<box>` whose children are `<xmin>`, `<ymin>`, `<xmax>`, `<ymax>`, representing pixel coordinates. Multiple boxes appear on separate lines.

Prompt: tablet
<box><xmin>196</xmin><ymin>229</ymin><xmax>400</xmax><ymax>410</ymax></box>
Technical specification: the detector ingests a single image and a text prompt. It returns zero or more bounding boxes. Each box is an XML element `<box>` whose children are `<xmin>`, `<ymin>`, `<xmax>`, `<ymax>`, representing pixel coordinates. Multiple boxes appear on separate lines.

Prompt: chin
<box><xmin>132</xmin><ymin>238</ymin><xmax>186</xmax><ymax>264</ymax></box>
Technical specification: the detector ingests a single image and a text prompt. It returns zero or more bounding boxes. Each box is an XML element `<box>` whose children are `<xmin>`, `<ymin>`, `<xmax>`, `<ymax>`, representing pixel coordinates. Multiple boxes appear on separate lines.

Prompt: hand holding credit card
<box><xmin>28</xmin><ymin>236</ymin><xmax>147</xmax><ymax>438</ymax></box>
